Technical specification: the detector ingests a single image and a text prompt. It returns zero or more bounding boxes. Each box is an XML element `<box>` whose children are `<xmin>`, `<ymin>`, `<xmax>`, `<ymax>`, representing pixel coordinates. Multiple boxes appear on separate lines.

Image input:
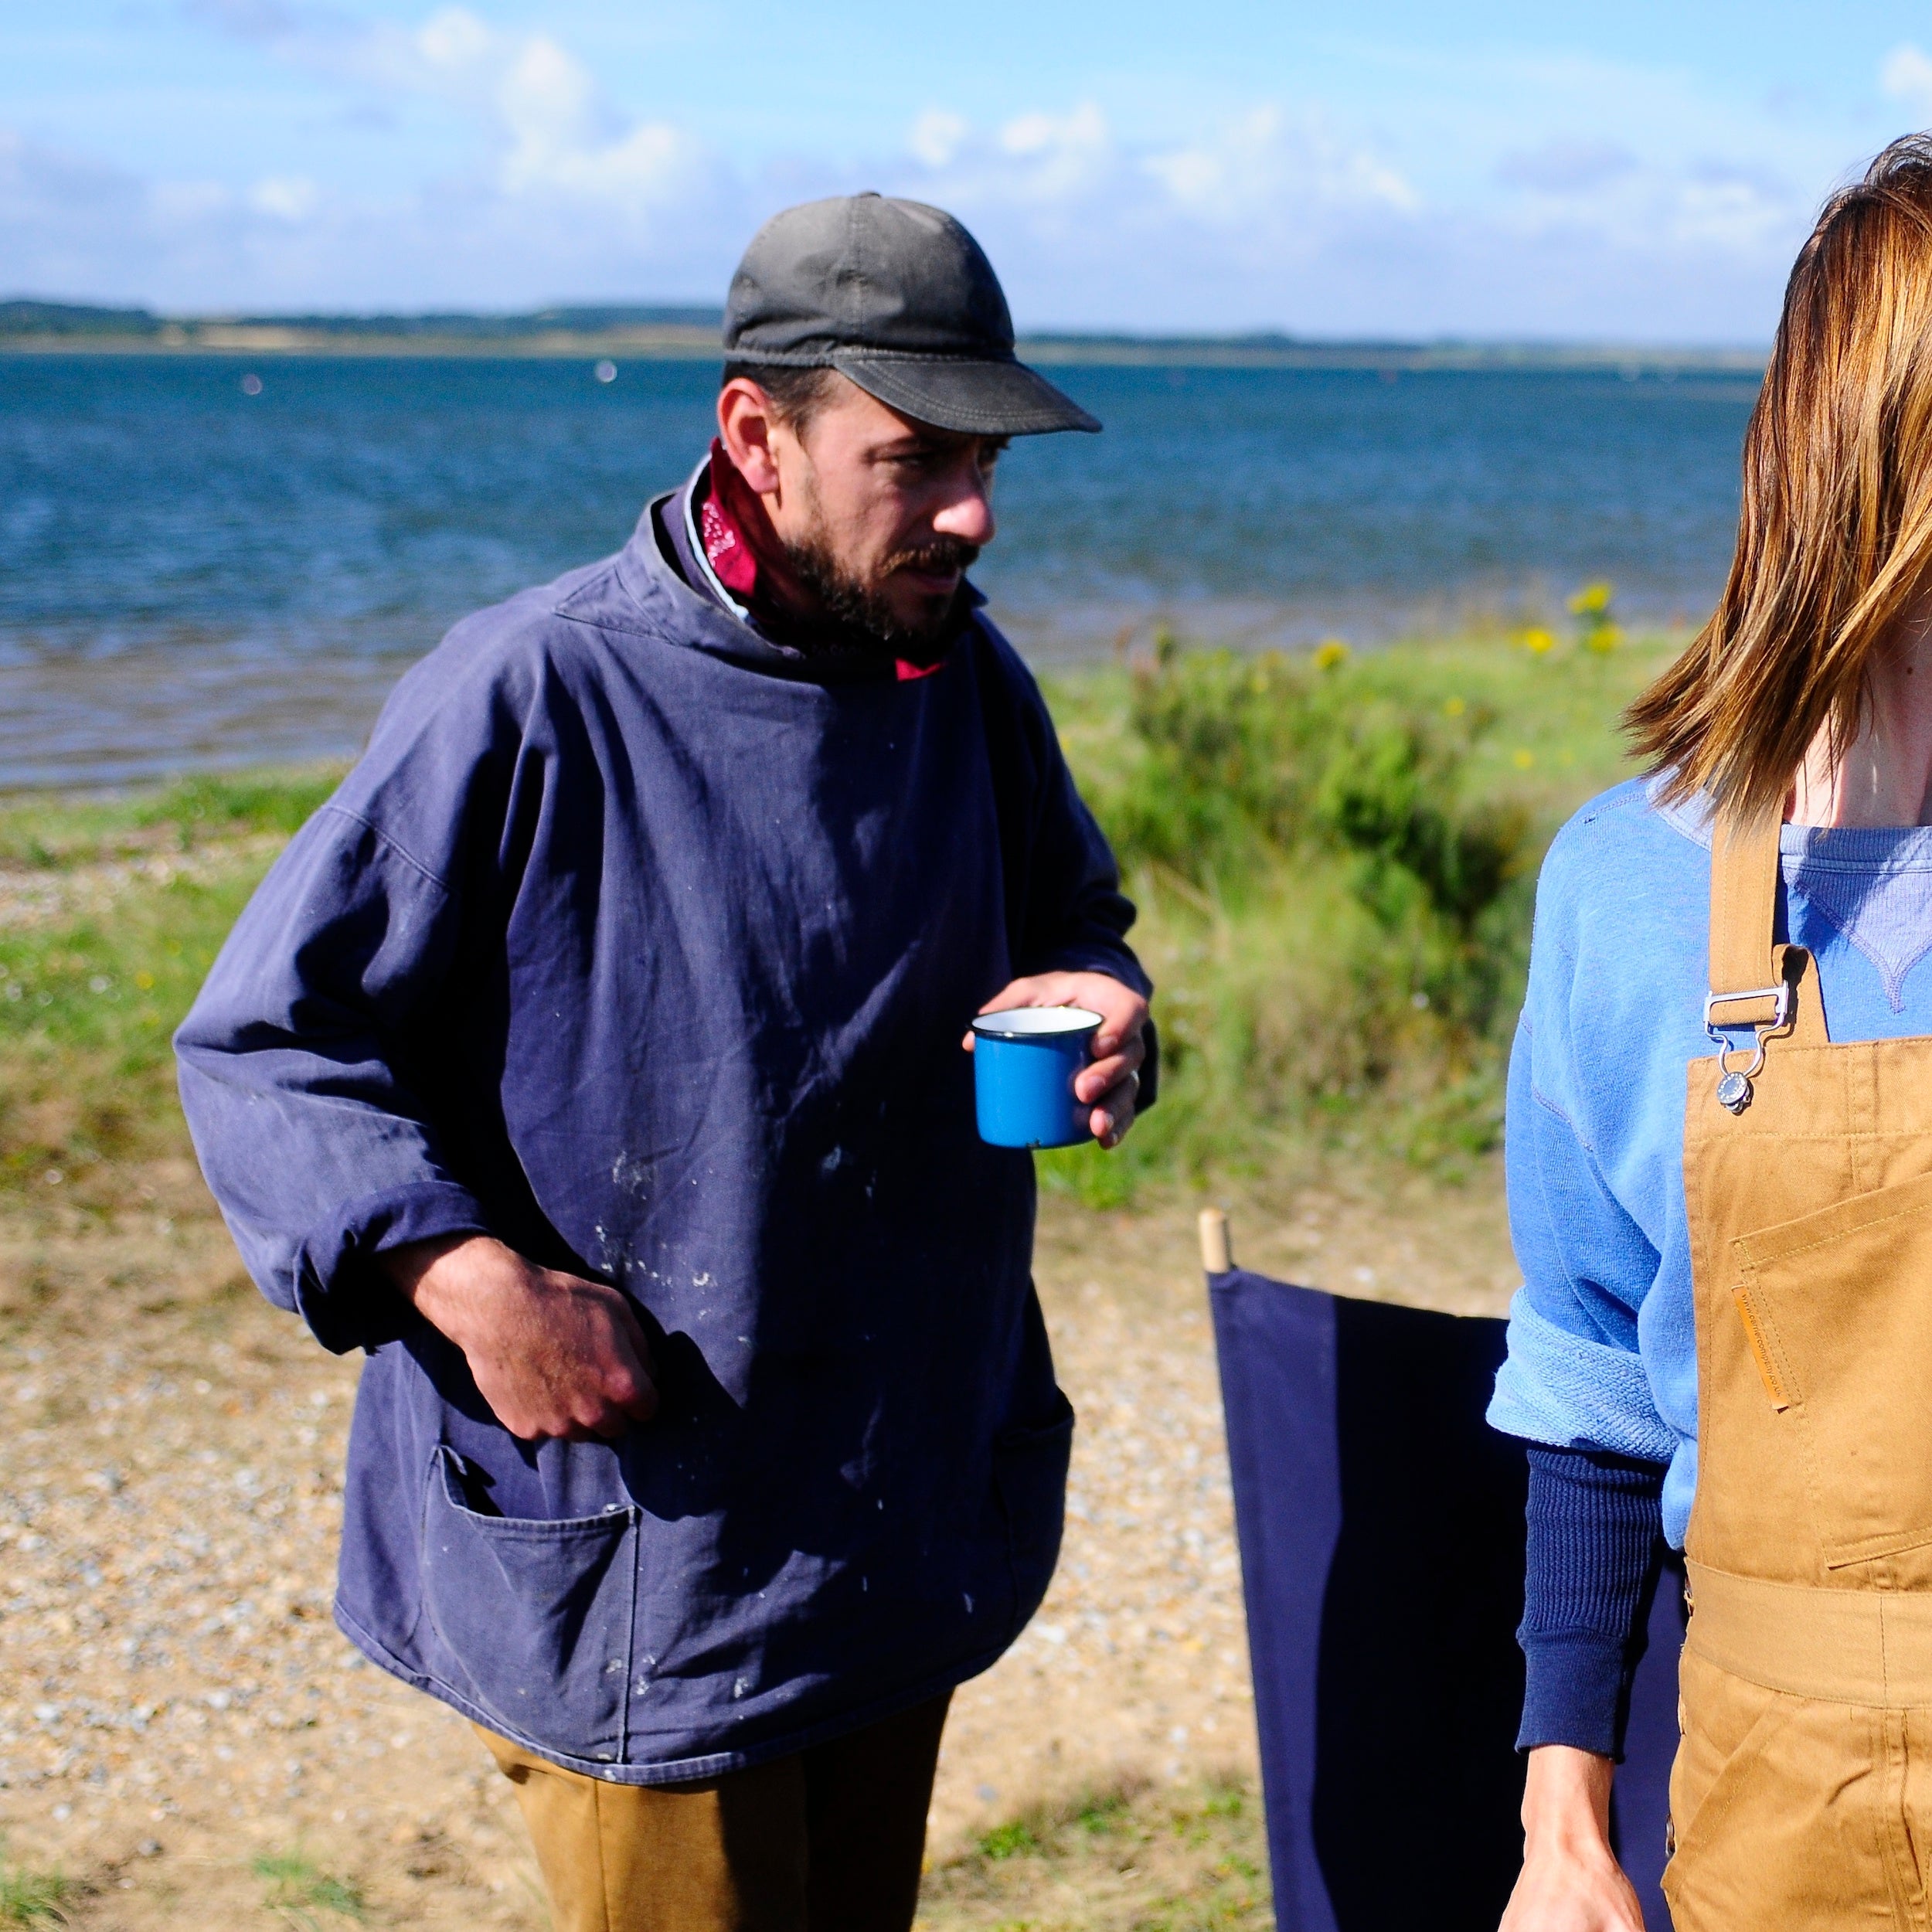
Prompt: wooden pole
<box><xmin>1198</xmin><ymin>1206</ymin><xmax>1233</xmax><ymax>1274</ymax></box>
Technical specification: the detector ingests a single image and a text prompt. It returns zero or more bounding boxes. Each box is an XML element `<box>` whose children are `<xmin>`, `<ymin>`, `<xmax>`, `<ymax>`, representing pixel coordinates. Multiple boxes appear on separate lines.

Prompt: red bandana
<box><xmin>696</xmin><ymin>440</ymin><xmax>947</xmax><ymax>682</ymax></box>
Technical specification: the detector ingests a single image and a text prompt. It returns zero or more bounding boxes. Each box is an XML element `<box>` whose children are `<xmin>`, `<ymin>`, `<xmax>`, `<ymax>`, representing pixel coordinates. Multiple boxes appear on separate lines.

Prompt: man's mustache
<box><xmin>884</xmin><ymin>538</ymin><xmax>980</xmax><ymax>580</ymax></box>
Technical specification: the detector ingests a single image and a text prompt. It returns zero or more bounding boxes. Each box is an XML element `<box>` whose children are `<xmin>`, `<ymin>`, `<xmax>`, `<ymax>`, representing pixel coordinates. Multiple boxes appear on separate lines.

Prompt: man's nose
<box><xmin>932</xmin><ymin>471</ymin><xmax>996</xmax><ymax>549</ymax></box>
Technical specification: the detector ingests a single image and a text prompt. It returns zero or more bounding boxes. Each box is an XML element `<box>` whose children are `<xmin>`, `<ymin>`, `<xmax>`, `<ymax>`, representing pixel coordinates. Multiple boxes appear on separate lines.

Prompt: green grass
<box><xmin>0</xmin><ymin>767</ymin><xmax>340</xmax><ymax>869</ymax></box>
<box><xmin>1035</xmin><ymin>621</ymin><xmax>1674</xmax><ymax>1200</ymax></box>
<box><xmin>0</xmin><ymin>771</ymin><xmax>342</xmax><ymax>1202</ymax></box>
<box><xmin>0</xmin><ymin>1842</ymin><xmax>75</xmax><ymax>1927</ymax></box>
<box><xmin>252</xmin><ymin>1847</ymin><xmax>366</xmax><ymax>1925</ymax></box>
<box><xmin>978</xmin><ymin>1818</ymin><xmax>1043</xmax><ymax>1860</ymax></box>
<box><xmin>0</xmin><ymin>625</ymin><xmax>1668</xmax><ymax>1210</ymax></box>
<box><xmin>920</xmin><ymin>1777</ymin><xmax>1270</xmax><ymax>1930</ymax></box>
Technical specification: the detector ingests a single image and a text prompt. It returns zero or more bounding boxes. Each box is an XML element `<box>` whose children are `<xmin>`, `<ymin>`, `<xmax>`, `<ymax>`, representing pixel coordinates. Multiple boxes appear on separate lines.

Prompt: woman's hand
<box><xmin>1499</xmin><ymin>1747</ymin><xmax>1648</xmax><ymax>1932</ymax></box>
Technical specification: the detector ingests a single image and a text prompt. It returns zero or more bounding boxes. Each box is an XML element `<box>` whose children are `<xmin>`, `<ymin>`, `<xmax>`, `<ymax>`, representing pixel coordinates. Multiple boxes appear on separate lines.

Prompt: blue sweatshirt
<box><xmin>1490</xmin><ymin>775</ymin><xmax>1932</xmax><ymax>1750</ymax></box>
<box><xmin>175</xmin><ymin>493</ymin><xmax>1150</xmax><ymax>1784</ymax></box>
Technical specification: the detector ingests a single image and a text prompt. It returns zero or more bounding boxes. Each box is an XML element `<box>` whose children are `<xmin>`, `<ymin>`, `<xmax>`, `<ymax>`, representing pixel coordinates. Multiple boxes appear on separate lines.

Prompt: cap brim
<box><xmin>832</xmin><ymin>352</ymin><xmax>1100</xmax><ymax>436</ymax></box>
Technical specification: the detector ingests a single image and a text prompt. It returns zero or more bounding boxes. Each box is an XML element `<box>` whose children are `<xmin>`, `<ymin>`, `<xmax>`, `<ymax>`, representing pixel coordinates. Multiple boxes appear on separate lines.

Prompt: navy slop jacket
<box><xmin>175</xmin><ymin>496</ymin><xmax>1151</xmax><ymax>1784</ymax></box>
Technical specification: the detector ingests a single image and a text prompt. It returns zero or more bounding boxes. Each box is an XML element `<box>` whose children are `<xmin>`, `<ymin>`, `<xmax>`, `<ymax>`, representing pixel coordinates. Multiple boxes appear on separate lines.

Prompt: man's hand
<box><xmin>383</xmin><ymin>1235</ymin><xmax>658</xmax><ymax>1444</ymax></box>
<box><xmin>966</xmin><ymin>971</ymin><xmax>1150</xmax><ymax>1149</ymax></box>
<box><xmin>1499</xmin><ymin>1747</ymin><xmax>1647</xmax><ymax>1932</ymax></box>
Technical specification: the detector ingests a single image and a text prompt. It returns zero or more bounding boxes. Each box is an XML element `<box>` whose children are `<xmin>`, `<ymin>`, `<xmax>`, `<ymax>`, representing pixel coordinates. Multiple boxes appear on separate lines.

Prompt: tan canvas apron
<box><xmin>1666</xmin><ymin>812</ymin><xmax>1932</xmax><ymax>1926</ymax></box>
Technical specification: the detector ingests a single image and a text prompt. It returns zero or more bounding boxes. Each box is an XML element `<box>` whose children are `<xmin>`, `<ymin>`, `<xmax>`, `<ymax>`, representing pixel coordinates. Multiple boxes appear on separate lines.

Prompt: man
<box><xmin>176</xmin><ymin>193</ymin><xmax>1154</xmax><ymax>1932</ymax></box>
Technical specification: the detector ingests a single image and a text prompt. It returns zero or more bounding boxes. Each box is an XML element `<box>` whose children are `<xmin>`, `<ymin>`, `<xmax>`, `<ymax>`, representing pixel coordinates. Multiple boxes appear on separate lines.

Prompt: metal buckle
<box><xmin>1704</xmin><ymin>981</ymin><xmax>1795</xmax><ymax>1114</ymax></box>
<box><xmin>1702</xmin><ymin>983</ymin><xmax>1793</xmax><ymax>1032</ymax></box>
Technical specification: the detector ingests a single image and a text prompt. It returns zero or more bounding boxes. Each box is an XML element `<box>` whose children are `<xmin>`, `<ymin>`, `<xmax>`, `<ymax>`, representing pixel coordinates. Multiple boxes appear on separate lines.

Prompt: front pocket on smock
<box><xmin>418</xmin><ymin>1447</ymin><xmax>638</xmax><ymax>1764</ymax></box>
<box><xmin>993</xmin><ymin>1389</ymin><xmax>1075</xmax><ymax>1643</ymax></box>
<box><xmin>1733</xmin><ymin>1170</ymin><xmax>1932</xmax><ymax>1568</ymax></box>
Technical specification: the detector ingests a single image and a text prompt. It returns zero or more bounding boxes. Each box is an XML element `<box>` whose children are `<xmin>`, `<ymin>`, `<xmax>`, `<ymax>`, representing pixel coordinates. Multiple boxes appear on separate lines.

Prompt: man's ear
<box><xmin>718</xmin><ymin>379</ymin><xmax>785</xmax><ymax>495</ymax></box>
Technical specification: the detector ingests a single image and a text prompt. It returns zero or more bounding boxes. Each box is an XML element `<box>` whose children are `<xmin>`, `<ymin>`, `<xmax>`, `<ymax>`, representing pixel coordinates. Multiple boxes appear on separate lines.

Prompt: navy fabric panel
<box><xmin>1207</xmin><ymin>1269</ymin><xmax>1342</xmax><ymax>1931</ymax></box>
<box><xmin>1614</xmin><ymin>1549</ymin><xmax>1687</xmax><ymax>1931</ymax></box>
<box><xmin>1207</xmin><ymin>1268</ymin><xmax>1681</xmax><ymax>1931</ymax></box>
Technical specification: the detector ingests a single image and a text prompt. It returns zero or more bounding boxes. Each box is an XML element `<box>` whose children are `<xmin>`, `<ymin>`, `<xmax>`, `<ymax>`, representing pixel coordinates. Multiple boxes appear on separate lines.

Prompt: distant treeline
<box><xmin>0</xmin><ymin>299</ymin><xmax>725</xmax><ymax>339</ymax></box>
<box><xmin>0</xmin><ymin>298</ymin><xmax>1767</xmax><ymax>372</ymax></box>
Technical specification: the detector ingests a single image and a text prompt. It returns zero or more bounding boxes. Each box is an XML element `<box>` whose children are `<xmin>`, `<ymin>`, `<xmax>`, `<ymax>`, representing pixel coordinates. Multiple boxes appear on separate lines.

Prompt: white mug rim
<box><xmin>970</xmin><ymin>1005</ymin><xmax>1104</xmax><ymax>1041</ymax></box>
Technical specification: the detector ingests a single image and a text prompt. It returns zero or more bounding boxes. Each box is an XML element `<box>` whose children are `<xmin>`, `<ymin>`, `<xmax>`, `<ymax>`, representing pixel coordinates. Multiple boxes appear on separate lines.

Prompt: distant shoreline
<box><xmin>0</xmin><ymin>298</ymin><xmax>1768</xmax><ymax>372</ymax></box>
<box><xmin>0</xmin><ymin>332</ymin><xmax>1769</xmax><ymax>373</ymax></box>
<box><xmin>0</xmin><ymin>324</ymin><xmax>727</xmax><ymax>360</ymax></box>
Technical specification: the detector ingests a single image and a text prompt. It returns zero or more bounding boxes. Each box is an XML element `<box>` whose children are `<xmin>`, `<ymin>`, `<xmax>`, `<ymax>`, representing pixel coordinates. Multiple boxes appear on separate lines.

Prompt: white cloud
<box><xmin>1882</xmin><ymin>43</ymin><xmax>1932</xmax><ymax>122</ymax></box>
<box><xmin>0</xmin><ymin>5</ymin><xmax>1852</xmax><ymax>336</ymax></box>
<box><xmin>413</xmin><ymin>4</ymin><xmax>492</xmax><ymax>73</ymax></box>
<box><xmin>908</xmin><ymin>111</ymin><xmax>968</xmax><ymax>170</ymax></box>
<box><xmin>189</xmin><ymin>2</ymin><xmax>706</xmax><ymax>213</ymax></box>
<box><xmin>1475</xmin><ymin>145</ymin><xmax>1802</xmax><ymax>269</ymax></box>
<box><xmin>1666</xmin><ymin>163</ymin><xmax>1796</xmax><ymax>252</ymax></box>
<box><xmin>367</xmin><ymin>6</ymin><xmax>706</xmax><ymax>209</ymax></box>
<box><xmin>998</xmin><ymin>104</ymin><xmax>1107</xmax><ymax>159</ymax></box>
<box><xmin>988</xmin><ymin>103</ymin><xmax>1112</xmax><ymax>205</ymax></box>
<box><xmin>1142</xmin><ymin>106</ymin><xmax>1418</xmax><ymax>226</ymax></box>
<box><xmin>895</xmin><ymin>97</ymin><xmax>1415</xmax><ymax>260</ymax></box>
<box><xmin>248</xmin><ymin>174</ymin><xmax>319</xmax><ymax>221</ymax></box>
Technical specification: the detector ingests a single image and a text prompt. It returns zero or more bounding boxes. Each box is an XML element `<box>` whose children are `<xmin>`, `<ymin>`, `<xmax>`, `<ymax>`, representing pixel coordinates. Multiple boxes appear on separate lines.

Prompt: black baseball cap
<box><xmin>723</xmin><ymin>193</ymin><xmax>1101</xmax><ymax>437</ymax></box>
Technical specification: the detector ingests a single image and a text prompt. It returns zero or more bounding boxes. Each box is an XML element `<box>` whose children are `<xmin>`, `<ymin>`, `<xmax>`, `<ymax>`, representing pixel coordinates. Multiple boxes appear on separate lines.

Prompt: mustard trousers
<box><xmin>478</xmin><ymin>1692</ymin><xmax>951</xmax><ymax>1932</ymax></box>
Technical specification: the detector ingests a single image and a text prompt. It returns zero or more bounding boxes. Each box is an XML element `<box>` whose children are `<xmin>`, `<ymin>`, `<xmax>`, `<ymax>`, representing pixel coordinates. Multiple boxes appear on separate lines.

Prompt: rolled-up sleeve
<box><xmin>1489</xmin><ymin>863</ymin><xmax>1679</xmax><ymax>1759</ymax></box>
<box><xmin>1488</xmin><ymin>921</ymin><xmax>1674</xmax><ymax>1462</ymax></box>
<box><xmin>175</xmin><ymin>804</ymin><xmax>492</xmax><ymax>1354</ymax></box>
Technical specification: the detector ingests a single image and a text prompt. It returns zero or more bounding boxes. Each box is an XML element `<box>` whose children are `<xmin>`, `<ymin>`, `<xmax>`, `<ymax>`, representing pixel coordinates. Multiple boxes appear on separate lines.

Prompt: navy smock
<box><xmin>175</xmin><ymin>498</ymin><xmax>1151</xmax><ymax>1783</ymax></box>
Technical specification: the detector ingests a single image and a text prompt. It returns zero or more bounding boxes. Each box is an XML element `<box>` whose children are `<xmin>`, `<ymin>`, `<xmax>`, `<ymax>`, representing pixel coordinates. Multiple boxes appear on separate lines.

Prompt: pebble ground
<box><xmin>0</xmin><ymin>1162</ymin><xmax>1513</xmax><ymax>1927</ymax></box>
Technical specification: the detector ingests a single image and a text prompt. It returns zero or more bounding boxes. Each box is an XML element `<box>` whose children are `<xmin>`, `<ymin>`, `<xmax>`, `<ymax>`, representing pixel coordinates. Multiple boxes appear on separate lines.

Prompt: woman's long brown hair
<box><xmin>1631</xmin><ymin>134</ymin><xmax>1932</xmax><ymax>821</ymax></box>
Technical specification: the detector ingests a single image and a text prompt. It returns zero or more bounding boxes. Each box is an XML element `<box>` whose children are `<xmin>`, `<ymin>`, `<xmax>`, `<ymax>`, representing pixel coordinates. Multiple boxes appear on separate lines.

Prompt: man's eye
<box><xmin>885</xmin><ymin>444</ymin><xmax>998</xmax><ymax>475</ymax></box>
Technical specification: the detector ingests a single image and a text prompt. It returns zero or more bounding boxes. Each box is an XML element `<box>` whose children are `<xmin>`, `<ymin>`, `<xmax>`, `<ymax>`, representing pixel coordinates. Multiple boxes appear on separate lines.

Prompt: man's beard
<box><xmin>779</xmin><ymin>528</ymin><xmax>980</xmax><ymax>664</ymax></box>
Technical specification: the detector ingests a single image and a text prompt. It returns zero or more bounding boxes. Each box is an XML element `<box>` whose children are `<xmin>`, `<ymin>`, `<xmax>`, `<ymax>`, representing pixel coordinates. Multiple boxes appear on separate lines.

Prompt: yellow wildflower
<box><xmin>1519</xmin><ymin>628</ymin><xmax>1556</xmax><ymax>656</ymax></box>
<box><xmin>1313</xmin><ymin>639</ymin><xmax>1349</xmax><ymax>670</ymax></box>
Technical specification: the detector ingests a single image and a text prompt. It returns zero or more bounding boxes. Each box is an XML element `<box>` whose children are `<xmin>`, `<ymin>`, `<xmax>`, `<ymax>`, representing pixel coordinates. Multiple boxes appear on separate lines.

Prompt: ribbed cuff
<box><xmin>1516</xmin><ymin>1442</ymin><xmax>1667</xmax><ymax>1761</ymax></box>
<box><xmin>1519</xmin><ymin>1630</ymin><xmax>1635</xmax><ymax>1759</ymax></box>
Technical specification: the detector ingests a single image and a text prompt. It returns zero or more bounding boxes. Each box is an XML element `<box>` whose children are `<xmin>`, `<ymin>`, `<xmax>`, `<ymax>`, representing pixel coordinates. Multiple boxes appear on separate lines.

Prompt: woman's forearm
<box><xmin>1500</xmin><ymin>1747</ymin><xmax>1646</xmax><ymax>1932</ymax></box>
<box><xmin>1502</xmin><ymin>1452</ymin><xmax>1666</xmax><ymax>1930</ymax></box>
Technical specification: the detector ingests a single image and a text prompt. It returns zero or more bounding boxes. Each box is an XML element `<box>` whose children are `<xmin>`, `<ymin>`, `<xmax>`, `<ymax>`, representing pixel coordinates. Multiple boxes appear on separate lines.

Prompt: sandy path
<box><xmin>0</xmin><ymin>1165</ymin><xmax>1513</xmax><ymax>1926</ymax></box>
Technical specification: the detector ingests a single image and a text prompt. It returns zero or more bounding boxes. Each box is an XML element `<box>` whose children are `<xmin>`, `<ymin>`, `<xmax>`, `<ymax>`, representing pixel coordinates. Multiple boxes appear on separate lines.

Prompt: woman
<box><xmin>1495</xmin><ymin>134</ymin><xmax>1932</xmax><ymax>1930</ymax></box>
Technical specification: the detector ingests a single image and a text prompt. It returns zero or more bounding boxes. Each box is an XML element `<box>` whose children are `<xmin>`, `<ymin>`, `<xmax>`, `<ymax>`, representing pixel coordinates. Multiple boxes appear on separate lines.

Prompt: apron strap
<box><xmin>1709</xmin><ymin>811</ymin><xmax>1828</xmax><ymax>1046</ymax></box>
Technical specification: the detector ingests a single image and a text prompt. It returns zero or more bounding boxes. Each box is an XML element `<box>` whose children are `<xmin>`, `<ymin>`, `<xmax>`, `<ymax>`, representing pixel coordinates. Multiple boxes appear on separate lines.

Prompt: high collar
<box><xmin>661</xmin><ymin>451</ymin><xmax>979</xmax><ymax>682</ymax></box>
<box><xmin>575</xmin><ymin>471</ymin><xmax>986</xmax><ymax>689</ymax></box>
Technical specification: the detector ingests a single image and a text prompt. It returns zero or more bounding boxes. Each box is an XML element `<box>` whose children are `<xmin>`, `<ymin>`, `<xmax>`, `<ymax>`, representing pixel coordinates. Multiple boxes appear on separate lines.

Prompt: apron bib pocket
<box><xmin>1731</xmin><ymin>1170</ymin><xmax>1932</xmax><ymax>1569</ymax></box>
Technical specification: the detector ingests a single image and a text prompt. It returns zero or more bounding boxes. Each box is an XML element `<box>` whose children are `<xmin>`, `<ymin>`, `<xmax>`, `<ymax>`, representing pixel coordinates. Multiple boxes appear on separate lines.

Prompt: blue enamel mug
<box><xmin>971</xmin><ymin>1006</ymin><xmax>1103</xmax><ymax>1148</ymax></box>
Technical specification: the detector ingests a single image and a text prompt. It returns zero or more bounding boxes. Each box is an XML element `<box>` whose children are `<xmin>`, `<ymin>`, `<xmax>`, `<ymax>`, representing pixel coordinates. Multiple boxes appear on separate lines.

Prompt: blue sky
<box><xmin>7</xmin><ymin>2</ymin><xmax>1932</xmax><ymax>338</ymax></box>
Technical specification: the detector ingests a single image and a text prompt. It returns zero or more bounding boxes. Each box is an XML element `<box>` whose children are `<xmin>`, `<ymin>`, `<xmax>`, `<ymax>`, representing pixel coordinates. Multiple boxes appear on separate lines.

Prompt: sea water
<box><xmin>0</xmin><ymin>354</ymin><xmax>1759</xmax><ymax>787</ymax></box>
